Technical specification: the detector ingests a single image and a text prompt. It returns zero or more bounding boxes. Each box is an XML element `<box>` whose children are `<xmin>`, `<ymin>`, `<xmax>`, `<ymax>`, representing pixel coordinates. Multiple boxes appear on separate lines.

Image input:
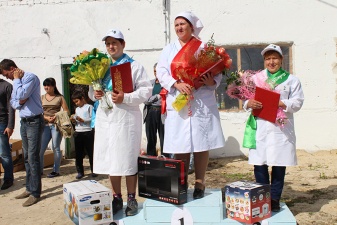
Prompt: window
<box><xmin>216</xmin><ymin>44</ymin><xmax>292</xmax><ymax>111</ymax></box>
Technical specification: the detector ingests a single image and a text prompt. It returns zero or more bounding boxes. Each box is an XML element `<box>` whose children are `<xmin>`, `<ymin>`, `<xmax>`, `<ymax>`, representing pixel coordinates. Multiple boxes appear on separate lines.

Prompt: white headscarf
<box><xmin>175</xmin><ymin>11</ymin><xmax>204</xmax><ymax>39</ymax></box>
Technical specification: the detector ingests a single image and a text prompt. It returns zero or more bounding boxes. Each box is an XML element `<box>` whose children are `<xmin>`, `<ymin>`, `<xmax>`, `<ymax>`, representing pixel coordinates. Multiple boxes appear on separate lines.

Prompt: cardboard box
<box><xmin>0</xmin><ymin>148</ymin><xmax>24</xmax><ymax>173</ymax></box>
<box><xmin>138</xmin><ymin>156</ymin><xmax>187</xmax><ymax>205</ymax></box>
<box><xmin>43</xmin><ymin>150</ymin><xmax>54</xmax><ymax>168</ymax></box>
<box><xmin>63</xmin><ymin>180</ymin><xmax>113</xmax><ymax>225</ymax></box>
<box><xmin>9</xmin><ymin>139</ymin><xmax>22</xmax><ymax>152</ymax></box>
<box><xmin>224</xmin><ymin>181</ymin><xmax>271</xmax><ymax>224</ymax></box>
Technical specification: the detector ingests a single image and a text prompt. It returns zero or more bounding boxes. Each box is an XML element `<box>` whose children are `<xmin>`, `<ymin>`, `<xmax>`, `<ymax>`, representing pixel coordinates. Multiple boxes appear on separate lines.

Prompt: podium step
<box><xmin>111</xmin><ymin>189</ymin><xmax>296</xmax><ymax>225</ymax></box>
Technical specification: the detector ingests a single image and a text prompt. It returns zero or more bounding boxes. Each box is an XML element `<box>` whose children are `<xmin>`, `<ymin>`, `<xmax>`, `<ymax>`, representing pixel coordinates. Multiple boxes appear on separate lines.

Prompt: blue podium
<box><xmin>111</xmin><ymin>189</ymin><xmax>296</xmax><ymax>225</ymax></box>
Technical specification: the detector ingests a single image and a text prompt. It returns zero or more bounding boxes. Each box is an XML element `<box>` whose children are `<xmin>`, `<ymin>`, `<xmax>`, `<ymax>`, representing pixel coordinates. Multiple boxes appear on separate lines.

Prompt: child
<box><xmin>70</xmin><ymin>90</ymin><xmax>96</xmax><ymax>179</ymax></box>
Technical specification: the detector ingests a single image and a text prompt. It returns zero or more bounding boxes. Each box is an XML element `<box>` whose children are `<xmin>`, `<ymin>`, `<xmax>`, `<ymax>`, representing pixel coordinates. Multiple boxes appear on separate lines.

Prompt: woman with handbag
<box><xmin>39</xmin><ymin>77</ymin><xmax>69</xmax><ymax>178</ymax></box>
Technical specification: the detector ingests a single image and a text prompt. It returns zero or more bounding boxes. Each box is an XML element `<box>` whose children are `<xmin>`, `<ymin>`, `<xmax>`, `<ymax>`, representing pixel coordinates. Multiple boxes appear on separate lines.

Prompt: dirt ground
<box><xmin>0</xmin><ymin>149</ymin><xmax>337</xmax><ymax>225</ymax></box>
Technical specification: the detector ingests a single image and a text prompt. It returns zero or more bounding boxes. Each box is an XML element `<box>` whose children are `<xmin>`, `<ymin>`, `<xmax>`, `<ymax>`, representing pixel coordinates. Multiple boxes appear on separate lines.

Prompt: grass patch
<box><xmin>221</xmin><ymin>172</ymin><xmax>254</xmax><ymax>182</ymax></box>
<box><xmin>283</xmin><ymin>189</ymin><xmax>328</xmax><ymax>206</ymax></box>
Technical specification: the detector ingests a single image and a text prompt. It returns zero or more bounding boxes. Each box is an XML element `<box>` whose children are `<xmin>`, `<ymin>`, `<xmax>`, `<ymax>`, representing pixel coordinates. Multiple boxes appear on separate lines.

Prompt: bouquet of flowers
<box><xmin>172</xmin><ymin>35</ymin><xmax>232</xmax><ymax>112</ymax></box>
<box><xmin>70</xmin><ymin>48</ymin><xmax>113</xmax><ymax>109</ymax></box>
<box><xmin>225</xmin><ymin>70</ymin><xmax>256</xmax><ymax>101</ymax></box>
<box><xmin>194</xmin><ymin>37</ymin><xmax>232</xmax><ymax>77</ymax></box>
<box><xmin>225</xmin><ymin>70</ymin><xmax>287</xmax><ymax>127</ymax></box>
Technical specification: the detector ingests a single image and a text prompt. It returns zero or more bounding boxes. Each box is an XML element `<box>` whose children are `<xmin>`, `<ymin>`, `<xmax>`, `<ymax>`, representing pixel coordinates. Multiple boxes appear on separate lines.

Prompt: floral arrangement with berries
<box><xmin>172</xmin><ymin>35</ymin><xmax>232</xmax><ymax>112</ymax></box>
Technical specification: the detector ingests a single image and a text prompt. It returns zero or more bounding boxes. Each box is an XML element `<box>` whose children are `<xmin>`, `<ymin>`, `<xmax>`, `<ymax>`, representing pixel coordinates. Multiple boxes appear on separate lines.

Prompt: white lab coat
<box><xmin>156</xmin><ymin>38</ymin><xmax>225</xmax><ymax>153</ymax></box>
<box><xmin>91</xmin><ymin>60</ymin><xmax>152</xmax><ymax>175</ymax></box>
<box><xmin>246</xmin><ymin>69</ymin><xmax>304</xmax><ymax>166</ymax></box>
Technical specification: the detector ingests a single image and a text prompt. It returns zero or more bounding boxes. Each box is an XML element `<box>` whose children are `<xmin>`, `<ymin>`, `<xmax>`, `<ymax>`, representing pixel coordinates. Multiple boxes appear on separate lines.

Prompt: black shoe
<box><xmin>271</xmin><ymin>199</ymin><xmax>281</xmax><ymax>212</ymax></box>
<box><xmin>91</xmin><ymin>173</ymin><xmax>98</xmax><ymax>177</ymax></box>
<box><xmin>47</xmin><ymin>172</ymin><xmax>60</xmax><ymax>178</ymax></box>
<box><xmin>193</xmin><ymin>188</ymin><xmax>205</xmax><ymax>199</ymax></box>
<box><xmin>125</xmin><ymin>198</ymin><xmax>138</xmax><ymax>216</ymax></box>
<box><xmin>1</xmin><ymin>180</ymin><xmax>13</xmax><ymax>190</ymax></box>
<box><xmin>112</xmin><ymin>197</ymin><xmax>123</xmax><ymax>215</ymax></box>
<box><xmin>76</xmin><ymin>173</ymin><xmax>84</xmax><ymax>179</ymax></box>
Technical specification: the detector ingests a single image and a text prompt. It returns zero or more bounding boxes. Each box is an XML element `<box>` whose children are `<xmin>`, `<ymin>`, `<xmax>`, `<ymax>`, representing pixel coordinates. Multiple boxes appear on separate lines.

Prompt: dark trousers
<box><xmin>254</xmin><ymin>165</ymin><xmax>286</xmax><ymax>200</ymax></box>
<box><xmin>20</xmin><ymin>115</ymin><xmax>44</xmax><ymax>198</ymax></box>
<box><xmin>74</xmin><ymin>130</ymin><xmax>94</xmax><ymax>174</ymax></box>
<box><xmin>145</xmin><ymin>106</ymin><xmax>165</xmax><ymax>156</ymax></box>
<box><xmin>0</xmin><ymin>122</ymin><xmax>14</xmax><ymax>182</ymax></box>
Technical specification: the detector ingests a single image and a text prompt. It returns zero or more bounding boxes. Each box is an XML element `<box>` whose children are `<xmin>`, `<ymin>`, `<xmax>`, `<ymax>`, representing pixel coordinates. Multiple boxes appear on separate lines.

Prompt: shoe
<box><xmin>22</xmin><ymin>195</ymin><xmax>40</xmax><ymax>207</ymax></box>
<box><xmin>1</xmin><ymin>180</ymin><xmax>13</xmax><ymax>190</ymax></box>
<box><xmin>271</xmin><ymin>199</ymin><xmax>281</xmax><ymax>212</ymax></box>
<box><xmin>112</xmin><ymin>197</ymin><xmax>123</xmax><ymax>215</ymax></box>
<box><xmin>188</xmin><ymin>168</ymin><xmax>195</xmax><ymax>174</ymax></box>
<box><xmin>193</xmin><ymin>188</ymin><xmax>205</xmax><ymax>199</ymax></box>
<box><xmin>76</xmin><ymin>173</ymin><xmax>84</xmax><ymax>179</ymax></box>
<box><xmin>15</xmin><ymin>190</ymin><xmax>31</xmax><ymax>199</ymax></box>
<box><xmin>91</xmin><ymin>173</ymin><xmax>98</xmax><ymax>177</ymax></box>
<box><xmin>125</xmin><ymin>198</ymin><xmax>138</xmax><ymax>216</ymax></box>
<box><xmin>47</xmin><ymin>172</ymin><xmax>60</xmax><ymax>178</ymax></box>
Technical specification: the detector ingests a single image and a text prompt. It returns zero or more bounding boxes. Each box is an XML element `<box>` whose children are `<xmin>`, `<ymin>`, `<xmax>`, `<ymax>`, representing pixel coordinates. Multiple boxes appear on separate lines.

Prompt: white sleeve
<box><xmin>156</xmin><ymin>44</ymin><xmax>177</xmax><ymax>92</ymax></box>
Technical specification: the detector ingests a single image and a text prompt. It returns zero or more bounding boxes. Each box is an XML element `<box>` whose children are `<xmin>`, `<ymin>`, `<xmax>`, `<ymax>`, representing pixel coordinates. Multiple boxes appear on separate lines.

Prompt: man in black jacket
<box><xmin>0</xmin><ymin>69</ymin><xmax>15</xmax><ymax>190</ymax></box>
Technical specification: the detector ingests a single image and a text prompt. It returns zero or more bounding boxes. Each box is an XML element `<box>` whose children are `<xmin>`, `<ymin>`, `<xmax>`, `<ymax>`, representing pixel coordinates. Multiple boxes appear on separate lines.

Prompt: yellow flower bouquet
<box><xmin>70</xmin><ymin>48</ymin><xmax>113</xmax><ymax>109</ymax></box>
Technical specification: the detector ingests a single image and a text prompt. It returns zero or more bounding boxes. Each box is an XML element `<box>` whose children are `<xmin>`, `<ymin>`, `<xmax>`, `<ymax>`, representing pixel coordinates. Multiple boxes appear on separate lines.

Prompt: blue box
<box><xmin>110</xmin><ymin>189</ymin><xmax>296</xmax><ymax>225</ymax></box>
<box><xmin>143</xmin><ymin>189</ymin><xmax>223</xmax><ymax>223</ymax></box>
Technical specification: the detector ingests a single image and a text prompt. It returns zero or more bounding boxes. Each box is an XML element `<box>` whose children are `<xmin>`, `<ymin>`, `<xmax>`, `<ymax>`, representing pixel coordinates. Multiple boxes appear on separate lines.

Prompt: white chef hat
<box><xmin>261</xmin><ymin>44</ymin><xmax>283</xmax><ymax>57</ymax></box>
<box><xmin>102</xmin><ymin>29</ymin><xmax>124</xmax><ymax>41</ymax></box>
<box><xmin>175</xmin><ymin>11</ymin><xmax>204</xmax><ymax>38</ymax></box>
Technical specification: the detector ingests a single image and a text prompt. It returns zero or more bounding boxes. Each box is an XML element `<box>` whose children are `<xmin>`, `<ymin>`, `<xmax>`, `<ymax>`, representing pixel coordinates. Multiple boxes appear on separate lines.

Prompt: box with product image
<box><xmin>224</xmin><ymin>181</ymin><xmax>271</xmax><ymax>224</ymax></box>
<box><xmin>63</xmin><ymin>180</ymin><xmax>113</xmax><ymax>225</ymax></box>
<box><xmin>138</xmin><ymin>155</ymin><xmax>187</xmax><ymax>205</ymax></box>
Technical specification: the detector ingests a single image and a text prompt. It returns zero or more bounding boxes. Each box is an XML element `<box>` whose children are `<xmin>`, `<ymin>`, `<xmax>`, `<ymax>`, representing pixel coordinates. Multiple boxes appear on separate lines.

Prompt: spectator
<box><xmin>1</xmin><ymin>59</ymin><xmax>44</xmax><ymax>207</ymax></box>
<box><xmin>143</xmin><ymin>63</ymin><xmax>167</xmax><ymax>157</ymax></box>
<box><xmin>40</xmin><ymin>77</ymin><xmax>70</xmax><ymax>178</ymax></box>
<box><xmin>70</xmin><ymin>90</ymin><xmax>95</xmax><ymax>179</ymax></box>
<box><xmin>0</xmin><ymin>69</ymin><xmax>15</xmax><ymax>190</ymax></box>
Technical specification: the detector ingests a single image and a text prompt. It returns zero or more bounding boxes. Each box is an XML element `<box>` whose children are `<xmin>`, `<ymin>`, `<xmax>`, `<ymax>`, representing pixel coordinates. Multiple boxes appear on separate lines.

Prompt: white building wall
<box><xmin>1</xmin><ymin>0</ymin><xmax>337</xmax><ymax>157</ymax></box>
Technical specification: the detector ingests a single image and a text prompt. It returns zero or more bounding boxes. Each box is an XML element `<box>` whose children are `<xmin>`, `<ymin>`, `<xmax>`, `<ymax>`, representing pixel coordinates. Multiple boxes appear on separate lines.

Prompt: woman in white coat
<box><xmin>244</xmin><ymin>44</ymin><xmax>304</xmax><ymax>212</ymax></box>
<box><xmin>90</xmin><ymin>29</ymin><xmax>152</xmax><ymax>216</ymax></box>
<box><xmin>156</xmin><ymin>11</ymin><xmax>225</xmax><ymax>199</ymax></box>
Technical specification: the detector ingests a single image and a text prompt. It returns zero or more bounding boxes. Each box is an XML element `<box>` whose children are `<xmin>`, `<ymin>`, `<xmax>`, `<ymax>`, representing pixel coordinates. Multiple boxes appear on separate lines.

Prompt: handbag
<box><xmin>55</xmin><ymin>111</ymin><xmax>74</xmax><ymax>138</ymax></box>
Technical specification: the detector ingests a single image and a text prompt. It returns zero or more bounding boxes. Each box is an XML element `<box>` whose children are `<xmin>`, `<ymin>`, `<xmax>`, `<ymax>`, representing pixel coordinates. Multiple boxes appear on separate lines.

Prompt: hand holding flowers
<box><xmin>224</xmin><ymin>70</ymin><xmax>288</xmax><ymax>127</ymax></box>
<box><xmin>172</xmin><ymin>35</ymin><xmax>232</xmax><ymax>112</ymax></box>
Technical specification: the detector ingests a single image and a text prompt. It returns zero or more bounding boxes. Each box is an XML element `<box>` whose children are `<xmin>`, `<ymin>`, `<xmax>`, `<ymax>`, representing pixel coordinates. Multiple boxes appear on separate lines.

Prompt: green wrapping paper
<box><xmin>242</xmin><ymin>114</ymin><xmax>257</xmax><ymax>149</ymax></box>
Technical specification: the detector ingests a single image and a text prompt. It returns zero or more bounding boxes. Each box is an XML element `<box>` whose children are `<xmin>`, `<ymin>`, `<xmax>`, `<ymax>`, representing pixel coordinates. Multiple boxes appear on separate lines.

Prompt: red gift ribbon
<box><xmin>159</xmin><ymin>88</ymin><xmax>168</xmax><ymax>114</ymax></box>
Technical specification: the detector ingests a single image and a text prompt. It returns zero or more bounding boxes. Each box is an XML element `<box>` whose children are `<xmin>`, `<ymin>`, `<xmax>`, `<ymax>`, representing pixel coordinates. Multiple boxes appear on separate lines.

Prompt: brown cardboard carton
<box><xmin>9</xmin><ymin>139</ymin><xmax>22</xmax><ymax>152</ymax></box>
<box><xmin>43</xmin><ymin>150</ymin><xmax>54</xmax><ymax>168</ymax></box>
<box><xmin>0</xmin><ymin>151</ymin><xmax>24</xmax><ymax>173</ymax></box>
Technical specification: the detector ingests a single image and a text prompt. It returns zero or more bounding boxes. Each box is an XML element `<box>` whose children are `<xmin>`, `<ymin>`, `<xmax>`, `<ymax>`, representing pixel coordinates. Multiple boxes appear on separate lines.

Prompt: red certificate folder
<box><xmin>193</xmin><ymin>60</ymin><xmax>225</xmax><ymax>90</ymax></box>
<box><xmin>252</xmin><ymin>87</ymin><xmax>280</xmax><ymax>123</ymax></box>
<box><xmin>110</xmin><ymin>62</ymin><xmax>133</xmax><ymax>93</ymax></box>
